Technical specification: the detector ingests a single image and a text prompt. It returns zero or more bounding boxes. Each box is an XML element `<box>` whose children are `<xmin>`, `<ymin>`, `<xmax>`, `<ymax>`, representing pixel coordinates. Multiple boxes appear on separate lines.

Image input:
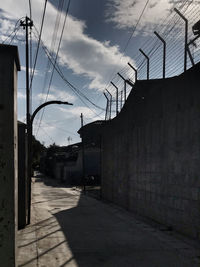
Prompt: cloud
<box><xmin>21</xmin><ymin>66</ymin><xmax>40</xmax><ymax>76</ymax></box>
<box><xmin>36</xmin><ymin>87</ymin><xmax>76</xmax><ymax>102</ymax></box>
<box><xmin>59</xmin><ymin>34</ymin><xmax>133</xmax><ymax>91</ymax></box>
<box><xmin>105</xmin><ymin>0</ymin><xmax>174</xmax><ymax>34</ymax></box>
<box><xmin>33</xmin><ymin>118</ymin><xmax>56</xmax><ymax>131</ymax></box>
<box><xmin>18</xmin><ymin>91</ymin><xmax>26</xmax><ymax>99</ymax></box>
<box><xmin>32</xmin><ymin>117</ymin><xmax>58</xmax><ymax>144</ymax></box>
<box><xmin>58</xmin><ymin>106</ymin><xmax>101</xmax><ymax>121</ymax></box>
<box><xmin>32</xmin><ymin>108</ymin><xmax>82</xmax><ymax>146</ymax></box>
<box><xmin>41</xmin><ymin>5</ymin><xmax>134</xmax><ymax>91</ymax></box>
<box><xmin>0</xmin><ymin>17</ymin><xmax>14</xmax><ymax>33</ymax></box>
<box><xmin>0</xmin><ymin>0</ymin><xmax>134</xmax><ymax>92</ymax></box>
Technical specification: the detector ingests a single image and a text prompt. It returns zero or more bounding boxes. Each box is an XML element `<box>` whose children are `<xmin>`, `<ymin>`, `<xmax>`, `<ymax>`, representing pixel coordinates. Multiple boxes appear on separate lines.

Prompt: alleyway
<box><xmin>17</xmin><ymin>176</ymin><xmax>200</xmax><ymax>267</ymax></box>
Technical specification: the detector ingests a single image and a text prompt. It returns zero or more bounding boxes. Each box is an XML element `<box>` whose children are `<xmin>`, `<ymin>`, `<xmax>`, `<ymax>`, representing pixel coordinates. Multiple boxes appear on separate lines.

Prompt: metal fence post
<box><xmin>174</xmin><ymin>8</ymin><xmax>188</xmax><ymax>72</ymax></box>
<box><xmin>154</xmin><ymin>31</ymin><xmax>166</xmax><ymax>78</ymax></box>
<box><xmin>111</xmin><ymin>81</ymin><xmax>119</xmax><ymax>116</ymax></box>
<box><xmin>106</xmin><ymin>89</ymin><xmax>112</xmax><ymax>120</ymax></box>
<box><xmin>128</xmin><ymin>62</ymin><xmax>137</xmax><ymax>82</ymax></box>
<box><xmin>139</xmin><ymin>48</ymin><xmax>149</xmax><ymax>80</ymax></box>
<box><xmin>103</xmin><ymin>92</ymin><xmax>109</xmax><ymax>120</ymax></box>
<box><xmin>117</xmin><ymin>72</ymin><xmax>127</xmax><ymax>101</ymax></box>
<box><xmin>120</xmin><ymin>90</ymin><xmax>123</xmax><ymax>110</ymax></box>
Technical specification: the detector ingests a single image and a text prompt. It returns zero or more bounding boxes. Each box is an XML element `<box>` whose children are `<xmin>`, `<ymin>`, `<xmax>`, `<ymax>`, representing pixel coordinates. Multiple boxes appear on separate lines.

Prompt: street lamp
<box><xmin>30</xmin><ymin>100</ymin><xmax>73</xmax><ymax>125</ymax></box>
<box><xmin>27</xmin><ymin>100</ymin><xmax>73</xmax><ymax>224</ymax></box>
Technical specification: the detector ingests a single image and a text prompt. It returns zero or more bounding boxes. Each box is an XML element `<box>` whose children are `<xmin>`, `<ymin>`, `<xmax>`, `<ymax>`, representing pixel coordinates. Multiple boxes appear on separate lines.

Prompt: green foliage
<box><xmin>46</xmin><ymin>143</ymin><xmax>60</xmax><ymax>156</ymax></box>
<box><xmin>32</xmin><ymin>136</ymin><xmax>46</xmax><ymax>169</ymax></box>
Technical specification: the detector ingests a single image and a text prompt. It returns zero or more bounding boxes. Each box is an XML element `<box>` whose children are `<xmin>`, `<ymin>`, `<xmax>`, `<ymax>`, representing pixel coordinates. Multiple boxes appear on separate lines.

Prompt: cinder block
<box><xmin>191</xmin><ymin>187</ymin><xmax>199</xmax><ymax>200</ymax></box>
<box><xmin>0</xmin><ymin>45</ymin><xmax>20</xmax><ymax>266</ymax></box>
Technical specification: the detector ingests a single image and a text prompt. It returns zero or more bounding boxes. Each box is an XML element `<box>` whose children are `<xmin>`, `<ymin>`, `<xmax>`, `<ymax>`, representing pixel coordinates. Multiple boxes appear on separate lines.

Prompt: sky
<box><xmin>0</xmin><ymin>0</ymin><xmax>200</xmax><ymax>147</ymax></box>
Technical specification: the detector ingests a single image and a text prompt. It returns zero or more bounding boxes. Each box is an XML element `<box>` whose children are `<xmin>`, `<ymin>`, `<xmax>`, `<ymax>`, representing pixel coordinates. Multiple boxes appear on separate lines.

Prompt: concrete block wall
<box><xmin>18</xmin><ymin>122</ymin><xmax>28</xmax><ymax>229</ymax></box>
<box><xmin>102</xmin><ymin>63</ymin><xmax>200</xmax><ymax>240</ymax></box>
<box><xmin>0</xmin><ymin>45</ymin><xmax>20</xmax><ymax>266</ymax></box>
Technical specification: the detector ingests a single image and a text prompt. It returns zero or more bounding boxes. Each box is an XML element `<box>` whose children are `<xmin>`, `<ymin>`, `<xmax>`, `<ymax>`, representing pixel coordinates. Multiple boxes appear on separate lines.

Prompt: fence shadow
<box><xmin>53</xmin><ymin>191</ymin><xmax>180</xmax><ymax>267</ymax></box>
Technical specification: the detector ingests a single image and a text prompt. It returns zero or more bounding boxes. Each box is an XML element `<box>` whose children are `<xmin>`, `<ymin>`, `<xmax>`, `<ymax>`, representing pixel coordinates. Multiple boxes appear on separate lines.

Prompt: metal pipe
<box><xmin>117</xmin><ymin>72</ymin><xmax>125</xmax><ymax>81</ymax></box>
<box><xmin>117</xmin><ymin>72</ymin><xmax>127</xmax><ymax>101</ymax></box>
<box><xmin>106</xmin><ymin>89</ymin><xmax>112</xmax><ymax>120</ymax></box>
<box><xmin>187</xmin><ymin>47</ymin><xmax>195</xmax><ymax>66</ymax></box>
<box><xmin>30</xmin><ymin>100</ymin><xmax>73</xmax><ymax>218</ymax></box>
<box><xmin>103</xmin><ymin>92</ymin><xmax>109</xmax><ymax>120</ymax></box>
<box><xmin>139</xmin><ymin>48</ymin><xmax>149</xmax><ymax>80</ymax></box>
<box><xmin>154</xmin><ymin>31</ymin><xmax>166</xmax><ymax>78</ymax></box>
<box><xmin>187</xmin><ymin>35</ymin><xmax>200</xmax><ymax>66</ymax></box>
<box><xmin>80</xmin><ymin>113</ymin><xmax>86</xmax><ymax>193</ymax></box>
<box><xmin>128</xmin><ymin>62</ymin><xmax>137</xmax><ymax>81</ymax></box>
<box><xmin>188</xmin><ymin>34</ymin><xmax>200</xmax><ymax>46</ymax></box>
<box><xmin>174</xmin><ymin>8</ymin><xmax>188</xmax><ymax>72</ymax></box>
<box><xmin>31</xmin><ymin>100</ymin><xmax>73</xmax><ymax>125</ymax></box>
<box><xmin>120</xmin><ymin>90</ymin><xmax>123</xmax><ymax>110</ymax></box>
<box><xmin>110</xmin><ymin>81</ymin><xmax>119</xmax><ymax>115</ymax></box>
<box><xmin>124</xmin><ymin>80</ymin><xmax>126</xmax><ymax>102</ymax></box>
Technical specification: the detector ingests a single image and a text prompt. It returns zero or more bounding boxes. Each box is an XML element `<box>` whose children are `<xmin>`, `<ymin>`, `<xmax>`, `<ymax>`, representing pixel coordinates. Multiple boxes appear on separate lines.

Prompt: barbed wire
<box><xmin>104</xmin><ymin>1</ymin><xmax>200</xmax><ymax>120</ymax></box>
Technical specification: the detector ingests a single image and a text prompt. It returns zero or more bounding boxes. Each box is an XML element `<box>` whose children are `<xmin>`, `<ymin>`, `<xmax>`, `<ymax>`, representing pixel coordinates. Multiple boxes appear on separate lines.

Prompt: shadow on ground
<box><xmin>18</xmin><ymin>175</ymin><xmax>199</xmax><ymax>267</ymax></box>
<box><xmin>34</xmin><ymin>171</ymin><xmax>101</xmax><ymax>199</ymax></box>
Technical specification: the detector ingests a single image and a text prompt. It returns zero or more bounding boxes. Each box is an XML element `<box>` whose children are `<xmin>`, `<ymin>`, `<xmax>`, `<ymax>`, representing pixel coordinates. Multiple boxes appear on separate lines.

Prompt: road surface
<box><xmin>17</xmin><ymin>175</ymin><xmax>200</xmax><ymax>266</ymax></box>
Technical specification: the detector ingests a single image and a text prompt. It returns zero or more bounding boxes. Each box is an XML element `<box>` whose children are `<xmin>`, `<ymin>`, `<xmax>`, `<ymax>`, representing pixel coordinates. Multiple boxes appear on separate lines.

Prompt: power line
<box><xmin>2</xmin><ymin>18</ymin><xmax>23</xmax><ymax>44</ymax></box>
<box><xmin>35</xmin><ymin>0</ymin><xmax>71</xmax><ymax>136</ymax></box>
<box><xmin>44</xmin><ymin>0</ymin><xmax>71</xmax><ymax>103</ymax></box>
<box><xmin>39</xmin><ymin>0</ymin><xmax>65</xmax><ymax>111</ymax></box>
<box><xmin>103</xmin><ymin>0</ymin><xmax>150</xmax><ymax>96</ymax></box>
<box><xmin>8</xmin><ymin>25</ymin><xmax>21</xmax><ymax>44</ymax></box>
<box><xmin>34</xmin><ymin>0</ymin><xmax>65</xmax><ymax>131</ymax></box>
<box><xmin>29</xmin><ymin>0</ymin><xmax>47</xmax><ymax>91</ymax></box>
<box><xmin>39</xmin><ymin>127</ymin><xmax>55</xmax><ymax>144</ymax></box>
<box><xmin>33</xmin><ymin>120</ymin><xmax>77</xmax><ymax>136</ymax></box>
<box><xmin>123</xmin><ymin>0</ymin><xmax>150</xmax><ymax>53</ymax></box>
<box><xmin>32</xmin><ymin>27</ymin><xmax>106</xmax><ymax>113</ymax></box>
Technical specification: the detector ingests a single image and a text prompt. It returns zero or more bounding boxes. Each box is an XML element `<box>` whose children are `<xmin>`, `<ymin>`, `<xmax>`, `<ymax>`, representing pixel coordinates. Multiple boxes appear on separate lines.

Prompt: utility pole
<box><xmin>20</xmin><ymin>16</ymin><xmax>33</xmax><ymax>225</ymax></box>
<box><xmin>80</xmin><ymin>113</ymin><xmax>86</xmax><ymax>193</ymax></box>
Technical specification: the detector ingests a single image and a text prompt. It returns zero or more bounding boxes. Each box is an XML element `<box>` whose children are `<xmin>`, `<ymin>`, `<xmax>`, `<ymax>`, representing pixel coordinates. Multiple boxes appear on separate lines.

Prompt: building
<box><xmin>18</xmin><ymin>121</ymin><xmax>28</xmax><ymax>229</ymax></box>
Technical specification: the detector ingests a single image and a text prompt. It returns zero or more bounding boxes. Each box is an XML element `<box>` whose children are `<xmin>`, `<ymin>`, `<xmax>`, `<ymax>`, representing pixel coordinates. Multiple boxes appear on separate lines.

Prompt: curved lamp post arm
<box><xmin>31</xmin><ymin>100</ymin><xmax>73</xmax><ymax>125</ymax></box>
<box><xmin>27</xmin><ymin>100</ymin><xmax>73</xmax><ymax>224</ymax></box>
<box><xmin>27</xmin><ymin>99</ymin><xmax>73</xmax><ymax>226</ymax></box>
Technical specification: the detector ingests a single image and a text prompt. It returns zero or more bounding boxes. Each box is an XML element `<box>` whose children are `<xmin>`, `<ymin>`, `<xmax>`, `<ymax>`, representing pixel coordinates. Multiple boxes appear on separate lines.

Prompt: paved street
<box><xmin>17</xmin><ymin>176</ymin><xmax>200</xmax><ymax>267</ymax></box>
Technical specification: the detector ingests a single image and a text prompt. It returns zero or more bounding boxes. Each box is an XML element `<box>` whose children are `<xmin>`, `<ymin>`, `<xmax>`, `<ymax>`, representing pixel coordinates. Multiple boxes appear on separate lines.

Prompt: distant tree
<box><xmin>46</xmin><ymin>143</ymin><xmax>60</xmax><ymax>156</ymax></box>
<box><xmin>43</xmin><ymin>143</ymin><xmax>60</xmax><ymax>177</ymax></box>
<box><xmin>32</xmin><ymin>135</ymin><xmax>46</xmax><ymax>169</ymax></box>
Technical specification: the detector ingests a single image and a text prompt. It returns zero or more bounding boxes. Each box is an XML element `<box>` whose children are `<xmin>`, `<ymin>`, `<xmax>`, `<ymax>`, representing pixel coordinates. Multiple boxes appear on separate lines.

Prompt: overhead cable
<box><xmin>2</xmin><ymin>18</ymin><xmax>23</xmax><ymax>44</ymax></box>
<box><xmin>35</xmin><ymin>0</ymin><xmax>71</xmax><ymax>135</ymax></box>
<box><xmin>34</xmin><ymin>0</ymin><xmax>65</xmax><ymax>130</ymax></box>
<box><xmin>32</xmin><ymin>27</ymin><xmax>106</xmax><ymax>112</ymax></box>
<box><xmin>29</xmin><ymin>0</ymin><xmax>47</xmax><ymax>91</ymax></box>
